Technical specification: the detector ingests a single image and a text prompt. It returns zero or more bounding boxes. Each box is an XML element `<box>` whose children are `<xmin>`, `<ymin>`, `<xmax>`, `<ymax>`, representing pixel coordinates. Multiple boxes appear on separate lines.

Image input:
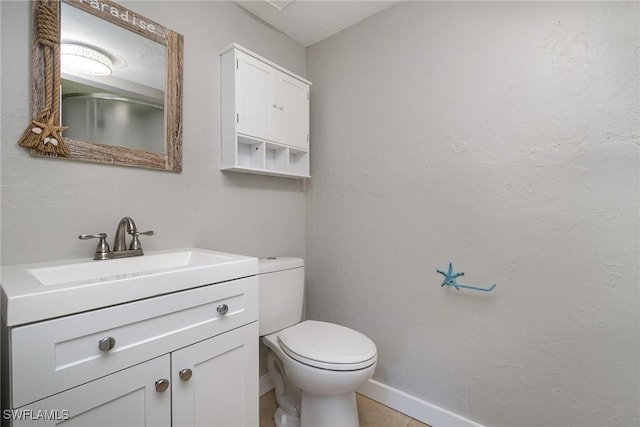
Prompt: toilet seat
<box><xmin>278</xmin><ymin>320</ymin><xmax>377</xmax><ymax>371</ymax></box>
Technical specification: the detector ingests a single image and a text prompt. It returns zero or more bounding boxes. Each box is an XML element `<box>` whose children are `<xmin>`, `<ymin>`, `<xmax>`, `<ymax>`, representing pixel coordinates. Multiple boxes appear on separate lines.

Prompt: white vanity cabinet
<box><xmin>221</xmin><ymin>44</ymin><xmax>311</xmax><ymax>178</ymax></box>
<box><xmin>3</xmin><ymin>275</ymin><xmax>259</xmax><ymax>427</ymax></box>
<box><xmin>13</xmin><ymin>355</ymin><xmax>171</xmax><ymax>427</ymax></box>
<box><xmin>171</xmin><ymin>323</ymin><xmax>256</xmax><ymax>426</ymax></box>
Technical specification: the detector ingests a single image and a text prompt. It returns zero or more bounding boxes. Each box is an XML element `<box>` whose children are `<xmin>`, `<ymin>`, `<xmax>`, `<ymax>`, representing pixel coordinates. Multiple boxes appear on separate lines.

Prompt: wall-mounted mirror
<box><xmin>28</xmin><ymin>0</ymin><xmax>183</xmax><ymax>172</ymax></box>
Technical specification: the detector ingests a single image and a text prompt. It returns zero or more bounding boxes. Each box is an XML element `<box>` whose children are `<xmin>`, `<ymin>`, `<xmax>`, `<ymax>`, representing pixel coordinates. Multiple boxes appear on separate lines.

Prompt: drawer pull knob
<box><xmin>98</xmin><ymin>337</ymin><xmax>116</xmax><ymax>352</ymax></box>
<box><xmin>217</xmin><ymin>304</ymin><xmax>229</xmax><ymax>315</ymax></box>
<box><xmin>155</xmin><ymin>378</ymin><xmax>170</xmax><ymax>393</ymax></box>
<box><xmin>179</xmin><ymin>368</ymin><xmax>193</xmax><ymax>382</ymax></box>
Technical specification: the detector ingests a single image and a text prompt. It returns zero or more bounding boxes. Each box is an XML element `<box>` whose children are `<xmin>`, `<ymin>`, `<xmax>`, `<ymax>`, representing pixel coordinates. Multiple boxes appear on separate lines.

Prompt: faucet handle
<box><xmin>79</xmin><ymin>233</ymin><xmax>111</xmax><ymax>260</ymax></box>
<box><xmin>129</xmin><ymin>230</ymin><xmax>155</xmax><ymax>251</ymax></box>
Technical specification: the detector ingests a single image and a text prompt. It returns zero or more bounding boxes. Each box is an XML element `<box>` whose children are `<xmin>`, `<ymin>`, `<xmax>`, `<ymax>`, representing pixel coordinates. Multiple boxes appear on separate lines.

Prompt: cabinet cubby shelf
<box><xmin>222</xmin><ymin>166</ymin><xmax>311</xmax><ymax>179</ymax></box>
<box><xmin>222</xmin><ymin>134</ymin><xmax>310</xmax><ymax>178</ymax></box>
<box><xmin>220</xmin><ymin>44</ymin><xmax>311</xmax><ymax>179</ymax></box>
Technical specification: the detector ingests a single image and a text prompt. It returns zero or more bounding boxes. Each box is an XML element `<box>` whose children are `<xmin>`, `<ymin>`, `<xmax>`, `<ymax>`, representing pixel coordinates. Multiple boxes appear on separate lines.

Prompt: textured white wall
<box><xmin>1</xmin><ymin>1</ymin><xmax>307</xmax><ymax>265</ymax></box>
<box><xmin>306</xmin><ymin>2</ymin><xmax>639</xmax><ymax>426</ymax></box>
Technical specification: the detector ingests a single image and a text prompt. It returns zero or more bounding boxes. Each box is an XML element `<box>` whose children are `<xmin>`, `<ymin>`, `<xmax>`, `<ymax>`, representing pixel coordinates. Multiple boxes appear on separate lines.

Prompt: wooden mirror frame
<box><xmin>29</xmin><ymin>0</ymin><xmax>183</xmax><ymax>172</ymax></box>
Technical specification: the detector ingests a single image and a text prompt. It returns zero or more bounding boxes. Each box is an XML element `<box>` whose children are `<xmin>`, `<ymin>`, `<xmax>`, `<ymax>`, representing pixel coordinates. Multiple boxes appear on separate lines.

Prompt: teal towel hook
<box><xmin>436</xmin><ymin>262</ymin><xmax>496</xmax><ymax>292</ymax></box>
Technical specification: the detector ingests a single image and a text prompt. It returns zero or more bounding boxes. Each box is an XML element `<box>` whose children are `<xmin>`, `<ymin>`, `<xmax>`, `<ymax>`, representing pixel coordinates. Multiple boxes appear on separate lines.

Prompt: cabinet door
<box><xmin>171</xmin><ymin>323</ymin><xmax>258</xmax><ymax>427</ymax></box>
<box><xmin>277</xmin><ymin>72</ymin><xmax>309</xmax><ymax>150</ymax></box>
<box><xmin>236</xmin><ymin>51</ymin><xmax>277</xmax><ymax>142</ymax></box>
<box><xmin>13</xmin><ymin>355</ymin><xmax>170</xmax><ymax>427</ymax></box>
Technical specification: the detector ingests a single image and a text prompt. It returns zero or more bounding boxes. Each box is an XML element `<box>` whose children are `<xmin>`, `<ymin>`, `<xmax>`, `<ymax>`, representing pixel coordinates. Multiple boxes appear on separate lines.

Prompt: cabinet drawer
<box><xmin>9</xmin><ymin>276</ymin><xmax>257</xmax><ymax>407</ymax></box>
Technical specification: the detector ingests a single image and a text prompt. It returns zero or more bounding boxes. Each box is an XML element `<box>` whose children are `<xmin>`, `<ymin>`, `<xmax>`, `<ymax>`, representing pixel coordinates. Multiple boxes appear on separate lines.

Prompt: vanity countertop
<box><xmin>1</xmin><ymin>248</ymin><xmax>258</xmax><ymax>327</ymax></box>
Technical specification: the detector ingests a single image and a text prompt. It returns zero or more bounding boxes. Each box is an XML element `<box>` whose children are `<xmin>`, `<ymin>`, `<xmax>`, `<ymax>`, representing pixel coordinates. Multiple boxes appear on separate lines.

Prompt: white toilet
<box><xmin>259</xmin><ymin>257</ymin><xmax>377</xmax><ymax>427</ymax></box>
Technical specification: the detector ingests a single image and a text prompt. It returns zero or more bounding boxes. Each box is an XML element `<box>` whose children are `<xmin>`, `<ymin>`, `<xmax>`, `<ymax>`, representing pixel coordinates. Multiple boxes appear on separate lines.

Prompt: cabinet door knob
<box><xmin>278</xmin><ymin>105</ymin><xmax>284</xmax><ymax>111</ymax></box>
<box><xmin>217</xmin><ymin>304</ymin><xmax>229</xmax><ymax>315</ymax></box>
<box><xmin>179</xmin><ymin>368</ymin><xmax>193</xmax><ymax>382</ymax></box>
<box><xmin>98</xmin><ymin>337</ymin><xmax>116</xmax><ymax>352</ymax></box>
<box><xmin>272</xmin><ymin>104</ymin><xmax>277</xmax><ymax>108</ymax></box>
<box><xmin>155</xmin><ymin>378</ymin><xmax>170</xmax><ymax>393</ymax></box>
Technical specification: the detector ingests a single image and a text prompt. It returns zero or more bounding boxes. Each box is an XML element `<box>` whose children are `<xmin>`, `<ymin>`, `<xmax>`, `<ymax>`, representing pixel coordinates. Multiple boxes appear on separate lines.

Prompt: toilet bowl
<box><xmin>259</xmin><ymin>258</ymin><xmax>377</xmax><ymax>427</ymax></box>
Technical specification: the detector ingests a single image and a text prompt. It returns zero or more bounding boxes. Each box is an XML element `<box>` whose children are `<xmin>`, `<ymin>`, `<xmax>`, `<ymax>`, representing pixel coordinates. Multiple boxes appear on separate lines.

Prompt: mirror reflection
<box><xmin>60</xmin><ymin>1</ymin><xmax>167</xmax><ymax>153</ymax></box>
<box><xmin>24</xmin><ymin>0</ymin><xmax>183</xmax><ymax>171</ymax></box>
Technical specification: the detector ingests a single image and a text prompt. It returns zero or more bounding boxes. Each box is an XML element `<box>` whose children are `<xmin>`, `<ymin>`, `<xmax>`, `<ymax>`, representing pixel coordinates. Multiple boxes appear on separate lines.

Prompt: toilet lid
<box><xmin>278</xmin><ymin>320</ymin><xmax>377</xmax><ymax>371</ymax></box>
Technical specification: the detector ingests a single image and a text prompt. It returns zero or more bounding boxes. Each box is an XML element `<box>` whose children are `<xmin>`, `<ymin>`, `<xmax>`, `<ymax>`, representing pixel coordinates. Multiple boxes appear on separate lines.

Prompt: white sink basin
<box><xmin>28</xmin><ymin>249</ymin><xmax>235</xmax><ymax>286</ymax></box>
<box><xmin>1</xmin><ymin>248</ymin><xmax>258</xmax><ymax>326</ymax></box>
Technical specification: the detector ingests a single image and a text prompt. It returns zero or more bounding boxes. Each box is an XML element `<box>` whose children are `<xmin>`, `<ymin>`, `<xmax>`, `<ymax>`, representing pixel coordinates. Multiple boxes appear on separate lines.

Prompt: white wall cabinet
<box><xmin>3</xmin><ymin>277</ymin><xmax>259</xmax><ymax>427</ymax></box>
<box><xmin>234</xmin><ymin>51</ymin><xmax>278</xmax><ymax>144</ymax></box>
<box><xmin>221</xmin><ymin>44</ymin><xmax>311</xmax><ymax>178</ymax></box>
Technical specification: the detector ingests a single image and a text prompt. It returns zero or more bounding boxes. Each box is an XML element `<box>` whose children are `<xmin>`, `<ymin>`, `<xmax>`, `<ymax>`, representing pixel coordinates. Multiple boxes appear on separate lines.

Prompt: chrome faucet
<box><xmin>79</xmin><ymin>216</ymin><xmax>155</xmax><ymax>260</ymax></box>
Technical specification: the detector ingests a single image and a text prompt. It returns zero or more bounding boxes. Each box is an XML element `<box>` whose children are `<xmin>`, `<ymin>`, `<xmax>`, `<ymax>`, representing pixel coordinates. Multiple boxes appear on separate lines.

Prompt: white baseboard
<box><xmin>358</xmin><ymin>379</ymin><xmax>484</xmax><ymax>427</ymax></box>
<box><xmin>259</xmin><ymin>373</ymin><xmax>275</xmax><ymax>396</ymax></box>
<box><xmin>260</xmin><ymin>373</ymin><xmax>483</xmax><ymax>427</ymax></box>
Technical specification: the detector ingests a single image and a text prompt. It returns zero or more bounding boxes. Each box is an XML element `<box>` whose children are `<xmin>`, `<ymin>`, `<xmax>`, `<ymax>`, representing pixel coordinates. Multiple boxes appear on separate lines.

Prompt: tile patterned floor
<box><xmin>259</xmin><ymin>390</ymin><xmax>431</xmax><ymax>427</ymax></box>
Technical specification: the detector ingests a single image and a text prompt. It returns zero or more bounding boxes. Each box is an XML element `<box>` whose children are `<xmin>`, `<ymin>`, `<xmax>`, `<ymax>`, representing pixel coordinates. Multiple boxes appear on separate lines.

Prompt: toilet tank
<box><xmin>258</xmin><ymin>257</ymin><xmax>304</xmax><ymax>336</ymax></box>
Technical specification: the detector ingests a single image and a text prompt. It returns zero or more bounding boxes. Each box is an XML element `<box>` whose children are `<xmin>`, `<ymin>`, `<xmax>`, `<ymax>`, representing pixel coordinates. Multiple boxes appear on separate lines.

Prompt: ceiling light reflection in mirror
<box><xmin>60</xmin><ymin>2</ymin><xmax>167</xmax><ymax>153</ymax></box>
<box><xmin>61</xmin><ymin>43</ymin><xmax>113</xmax><ymax>75</ymax></box>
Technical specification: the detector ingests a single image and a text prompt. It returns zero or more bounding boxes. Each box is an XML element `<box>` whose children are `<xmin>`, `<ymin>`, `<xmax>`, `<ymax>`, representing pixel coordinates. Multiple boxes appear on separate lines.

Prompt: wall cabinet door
<box><xmin>278</xmin><ymin>72</ymin><xmax>309</xmax><ymax>150</ymax></box>
<box><xmin>171</xmin><ymin>323</ymin><xmax>258</xmax><ymax>427</ymax></box>
<box><xmin>235</xmin><ymin>51</ymin><xmax>309</xmax><ymax>150</ymax></box>
<box><xmin>236</xmin><ymin>51</ymin><xmax>278</xmax><ymax>142</ymax></box>
<box><xmin>13</xmin><ymin>355</ymin><xmax>170</xmax><ymax>427</ymax></box>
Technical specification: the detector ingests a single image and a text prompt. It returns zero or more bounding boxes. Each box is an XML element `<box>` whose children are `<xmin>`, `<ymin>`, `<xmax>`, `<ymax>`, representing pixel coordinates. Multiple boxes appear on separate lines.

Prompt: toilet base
<box><xmin>274</xmin><ymin>407</ymin><xmax>300</xmax><ymax>427</ymax></box>
<box><xmin>300</xmin><ymin>391</ymin><xmax>359</xmax><ymax>427</ymax></box>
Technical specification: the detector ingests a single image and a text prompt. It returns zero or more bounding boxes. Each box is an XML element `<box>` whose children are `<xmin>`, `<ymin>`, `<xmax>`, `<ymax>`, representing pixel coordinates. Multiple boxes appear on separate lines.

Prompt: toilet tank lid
<box><xmin>259</xmin><ymin>257</ymin><xmax>304</xmax><ymax>274</ymax></box>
